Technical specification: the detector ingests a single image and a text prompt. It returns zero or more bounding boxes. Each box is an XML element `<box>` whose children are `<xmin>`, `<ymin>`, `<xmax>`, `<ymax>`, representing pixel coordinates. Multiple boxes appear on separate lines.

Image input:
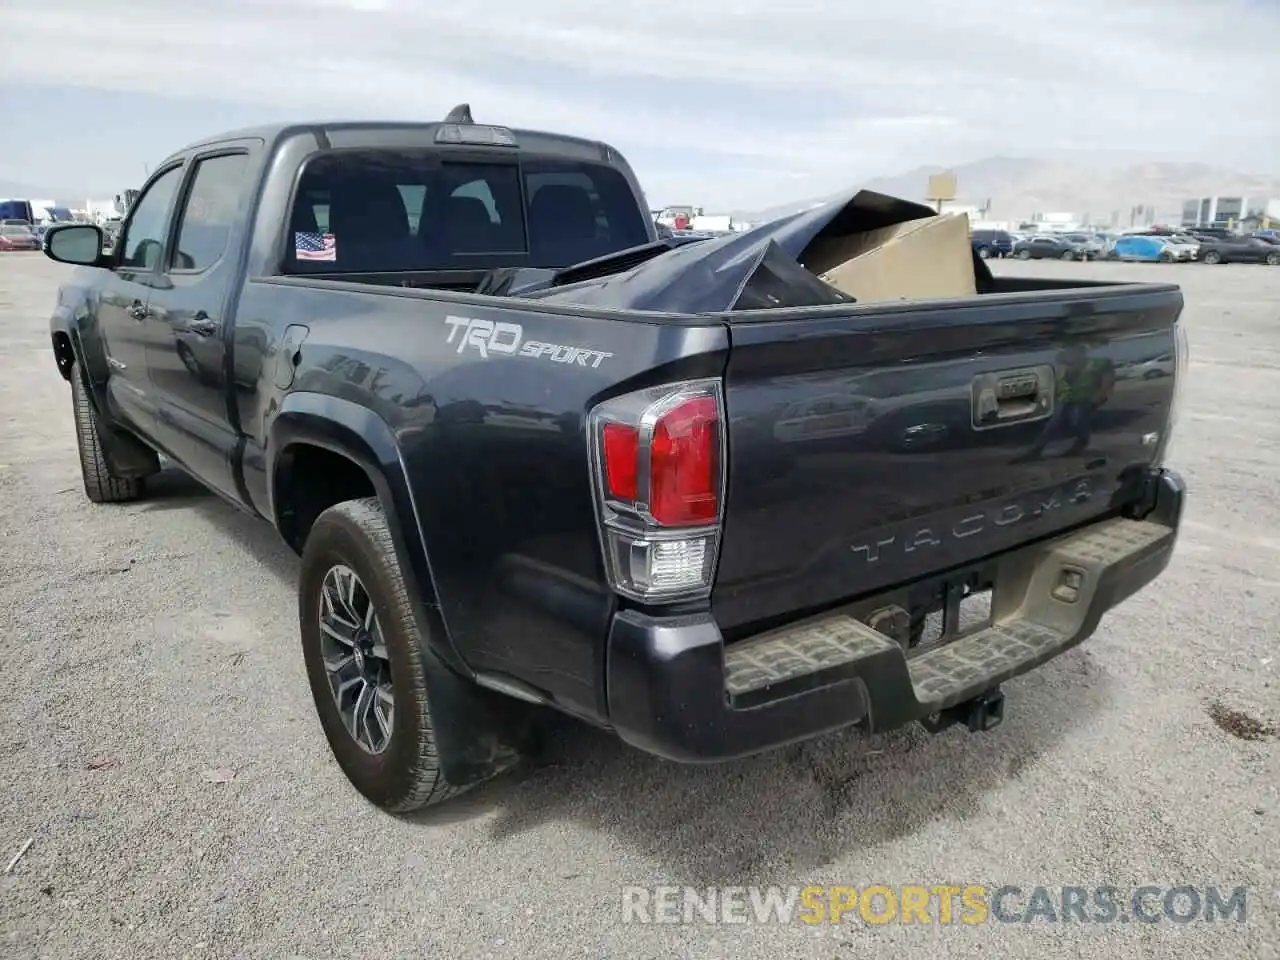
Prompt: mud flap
<box><xmin>422</xmin><ymin>646</ymin><xmax>544</xmax><ymax>788</ymax></box>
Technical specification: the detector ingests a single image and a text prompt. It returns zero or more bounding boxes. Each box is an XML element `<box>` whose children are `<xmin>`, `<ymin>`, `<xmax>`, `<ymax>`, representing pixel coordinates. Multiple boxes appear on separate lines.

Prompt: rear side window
<box><xmin>284</xmin><ymin>149</ymin><xmax>650</xmax><ymax>273</ymax></box>
<box><xmin>522</xmin><ymin>161</ymin><xmax>650</xmax><ymax>263</ymax></box>
<box><xmin>172</xmin><ymin>154</ymin><xmax>251</xmax><ymax>271</ymax></box>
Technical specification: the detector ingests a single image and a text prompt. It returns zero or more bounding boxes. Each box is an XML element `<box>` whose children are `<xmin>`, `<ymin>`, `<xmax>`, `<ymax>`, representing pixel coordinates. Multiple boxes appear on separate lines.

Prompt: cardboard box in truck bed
<box><xmin>802</xmin><ymin>206</ymin><xmax>977</xmax><ymax>304</ymax></box>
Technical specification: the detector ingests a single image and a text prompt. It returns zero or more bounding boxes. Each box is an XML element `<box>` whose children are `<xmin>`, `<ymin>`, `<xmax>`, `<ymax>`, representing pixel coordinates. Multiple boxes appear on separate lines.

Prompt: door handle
<box><xmin>187</xmin><ymin>312</ymin><xmax>220</xmax><ymax>338</ymax></box>
<box><xmin>128</xmin><ymin>300</ymin><xmax>148</xmax><ymax>321</ymax></box>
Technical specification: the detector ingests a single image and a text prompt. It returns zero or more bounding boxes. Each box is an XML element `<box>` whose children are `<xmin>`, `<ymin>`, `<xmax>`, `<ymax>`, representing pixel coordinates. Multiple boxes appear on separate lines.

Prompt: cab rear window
<box><xmin>284</xmin><ymin>149</ymin><xmax>649</xmax><ymax>273</ymax></box>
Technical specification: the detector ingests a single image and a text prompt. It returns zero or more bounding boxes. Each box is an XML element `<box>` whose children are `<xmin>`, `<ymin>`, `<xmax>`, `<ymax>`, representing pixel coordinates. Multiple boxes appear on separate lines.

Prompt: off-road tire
<box><xmin>299</xmin><ymin>497</ymin><xmax>467</xmax><ymax>813</ymax></box>
<box><xmin>70</xmin><ymin>362</ymin><xmax>144</xmax><ymax>503</ymax></box>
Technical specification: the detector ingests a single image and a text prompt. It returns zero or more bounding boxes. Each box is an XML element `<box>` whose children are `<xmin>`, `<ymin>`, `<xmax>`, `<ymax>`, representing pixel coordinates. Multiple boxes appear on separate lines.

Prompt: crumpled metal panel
<box><xmin>523</xmin><ymin>188</ymin><xmax>951</xmax><ymax>314</ymax></box>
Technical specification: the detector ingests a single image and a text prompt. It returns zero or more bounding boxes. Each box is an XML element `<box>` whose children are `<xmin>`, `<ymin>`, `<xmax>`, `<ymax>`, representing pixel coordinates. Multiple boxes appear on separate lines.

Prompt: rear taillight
<box><xmin>588</xmin><ymin>379</ymin><xmax>725</xmax><ymax>603</ymax></box>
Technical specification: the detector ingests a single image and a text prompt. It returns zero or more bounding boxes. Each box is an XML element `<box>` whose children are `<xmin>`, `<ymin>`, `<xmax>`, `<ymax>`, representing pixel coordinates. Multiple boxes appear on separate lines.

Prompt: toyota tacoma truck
<box><xmin>41</xmin><ymin>107</ymin><xmax>1188</xmax><ymax>813</ymax></box>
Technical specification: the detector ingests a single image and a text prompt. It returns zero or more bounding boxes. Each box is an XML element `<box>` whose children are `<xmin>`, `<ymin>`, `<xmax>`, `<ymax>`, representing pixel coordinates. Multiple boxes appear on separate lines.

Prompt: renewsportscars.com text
<box><xmin>620</xmin><ymin>884</ymin><xmax>1249</xmax><ymax>926</ymax></box>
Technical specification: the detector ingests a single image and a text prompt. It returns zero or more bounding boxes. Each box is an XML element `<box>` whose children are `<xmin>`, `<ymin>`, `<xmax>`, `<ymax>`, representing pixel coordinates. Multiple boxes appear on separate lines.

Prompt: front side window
<box><xmin>120</xmin><ymin>166</ymin><xmax>183</xmax><ymax>270</ymax></box>
<box><xmin>172</xmin><ymin>153</ymin><xmax>251</xmax><ymax>271</ymax></box>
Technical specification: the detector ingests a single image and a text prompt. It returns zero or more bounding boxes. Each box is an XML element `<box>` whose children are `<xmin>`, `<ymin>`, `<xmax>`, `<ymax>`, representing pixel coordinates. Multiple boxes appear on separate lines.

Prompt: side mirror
<box><xmin>44</xmin><ymin>224</ymin><xmax>105</xmax><ymax>266</ymax></box>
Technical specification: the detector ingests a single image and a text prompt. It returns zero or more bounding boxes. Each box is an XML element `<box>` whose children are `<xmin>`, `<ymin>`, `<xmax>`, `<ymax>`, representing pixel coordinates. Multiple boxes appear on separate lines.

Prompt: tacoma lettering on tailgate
<box><xmin>850</xmin><ymin>478</ymin><xmax>1094</xmax><ymax>563</ymax></box>
<box><xmin>444</xmin><ymin>315</ymin><xmax>613</xmax><ymax>368</ymax></box>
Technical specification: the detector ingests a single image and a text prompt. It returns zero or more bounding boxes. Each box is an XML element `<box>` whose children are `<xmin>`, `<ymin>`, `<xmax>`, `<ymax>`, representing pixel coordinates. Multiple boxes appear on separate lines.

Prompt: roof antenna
<box><xmin>443</xmin><ymin>103</ymin><xmax>473</xmax><ymax>124</ymax></box>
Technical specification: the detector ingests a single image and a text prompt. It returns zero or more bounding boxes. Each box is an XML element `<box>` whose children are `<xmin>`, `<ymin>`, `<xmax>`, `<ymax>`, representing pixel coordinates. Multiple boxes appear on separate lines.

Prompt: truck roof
<box><xmin>163</xmin><ymin>120</ymin><xmax>626</xmax><ymax>169</ymax></box>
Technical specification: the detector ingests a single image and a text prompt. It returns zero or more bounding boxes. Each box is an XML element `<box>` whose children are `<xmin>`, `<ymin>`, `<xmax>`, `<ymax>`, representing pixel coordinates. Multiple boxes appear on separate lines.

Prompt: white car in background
<box><xmin>1162</xmin><ymin>234</ymin><xmax>1200</xmax><ymax>261</ymax></box>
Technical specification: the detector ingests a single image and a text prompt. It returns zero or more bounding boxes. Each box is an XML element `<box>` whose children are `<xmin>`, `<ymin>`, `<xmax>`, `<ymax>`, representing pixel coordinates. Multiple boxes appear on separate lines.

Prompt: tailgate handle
<box><xmin>972</xmin><ymin>365</ymin><xmax>1054</xmax><ymax>429</ymax></box>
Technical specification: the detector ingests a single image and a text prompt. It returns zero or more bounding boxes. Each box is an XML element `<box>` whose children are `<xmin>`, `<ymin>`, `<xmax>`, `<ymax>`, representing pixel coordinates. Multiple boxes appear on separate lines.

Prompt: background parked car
<box><xmin>0</xmin><ymin>223</ymin><xmax>40</xmax><ymax>251</ymax></box>
<box><xmin>1107</xmin><ymin>235</ymin><xmax>1172</xmax><ymax>262</ymax></box>
<box><xmin>1062</xmin><ymin>232</ymin><xmax>1106</xmax><ymax>259</ymax></box>
<box><xmin>969</xmin><ymin>228</ymin><xmax>1014</xmax><ymax>259</ymax></box>
<box><xmin>1012</xmin><ymin>235</ymin><xmax>1091</xmax><ymax>260</ymax></box>
<box><xmin>1162</xmin><ymin>234</ymin><xmax>1201</xmax><ymax>261</ymax></box>
<box><xmin>1186</xmin><ymin>226</ymin><xmax>1235</xmax><ymax>241</ymax></box>
<box><xmin>1198</xmin><ymin>236</ymin><xmax>1280</xmax><ymax>265</ymax></box>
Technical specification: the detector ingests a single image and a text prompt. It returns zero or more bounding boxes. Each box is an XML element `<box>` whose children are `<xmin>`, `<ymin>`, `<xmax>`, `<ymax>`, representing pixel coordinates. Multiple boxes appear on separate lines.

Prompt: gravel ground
<box><xmin>1</xmin><ymin>252</ymin><xmax>1278</xmax><ymax>960</ymax></box>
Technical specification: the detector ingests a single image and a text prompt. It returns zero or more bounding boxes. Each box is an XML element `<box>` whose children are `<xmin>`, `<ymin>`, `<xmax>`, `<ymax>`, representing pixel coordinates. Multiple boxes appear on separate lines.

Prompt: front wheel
<box><xmin>70</xmin><ymin>362</ymin><xmax>144</xmax><ymax>503</ymax></box>
<box><xmin>299</xmin><ymin>497</ymin><xmax>469</xmax><ymax>813</ymax></box>
<box><xmin>1266</xmin><ymin>252</ymin><xmax>1279</xmax><ymax>266</ymax></box>
<box><xmin>1061</xmin><ymin>250</ymin><xmax>1076</xmax><ymax>261</ymax></box>
<box><xmin>1201</xmin><ymin>250</ymin><xmax>1222</xmax><ymax>264</ymax></box>
<box><xmin>976</xmin><ymin>246</ymin><xmax>991</xmax><ymax>259</ymax></box>
<box><xmin>1016</xmin><ymin>249</ymin><xmax>1032</xmax><ymax>260</ymax></box>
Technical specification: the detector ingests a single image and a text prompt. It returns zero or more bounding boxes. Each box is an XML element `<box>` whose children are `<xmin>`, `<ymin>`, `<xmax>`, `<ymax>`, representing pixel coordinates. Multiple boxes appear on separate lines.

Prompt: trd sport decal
<box><xmin>444</xmin><ymin>315</ymin><xmax>613</xmax><ymax>369</ymax></box>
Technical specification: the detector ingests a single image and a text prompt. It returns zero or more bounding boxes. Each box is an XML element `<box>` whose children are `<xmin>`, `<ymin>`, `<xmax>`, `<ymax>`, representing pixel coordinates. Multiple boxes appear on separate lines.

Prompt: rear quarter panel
<box><xmin>238</xmin><ymin>279</ymin><xmax>727</xmax><ymax>718</ymax></box>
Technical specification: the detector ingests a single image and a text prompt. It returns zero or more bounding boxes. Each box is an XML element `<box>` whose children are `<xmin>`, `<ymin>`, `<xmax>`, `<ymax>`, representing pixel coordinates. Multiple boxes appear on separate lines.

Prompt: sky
<box><xmin>1</xmin><ymin>0</ymin><xmax>1278</xmax><ymax>211</ymax></box>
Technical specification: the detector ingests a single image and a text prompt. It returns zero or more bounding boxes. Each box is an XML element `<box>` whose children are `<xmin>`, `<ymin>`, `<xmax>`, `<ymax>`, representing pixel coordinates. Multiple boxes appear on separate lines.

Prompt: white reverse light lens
<box><xmin>604</xmin><ymin>530</ymin><xmax>718</xmax><ymax>602</ymax></box>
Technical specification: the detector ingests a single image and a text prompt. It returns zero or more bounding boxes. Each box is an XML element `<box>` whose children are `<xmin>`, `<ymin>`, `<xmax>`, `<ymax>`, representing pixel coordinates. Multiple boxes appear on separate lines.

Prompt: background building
<box><xmin>1181</xmin><ymin>196</ymin><xmax>1280</xmax><ymax>229</ymax></box>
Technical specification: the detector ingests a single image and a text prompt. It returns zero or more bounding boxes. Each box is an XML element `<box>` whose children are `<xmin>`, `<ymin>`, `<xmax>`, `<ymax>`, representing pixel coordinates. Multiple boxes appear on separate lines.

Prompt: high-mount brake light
<box><xmin>435</xmin><ymin>124</ymin><xmax>518</xmax><ymax>147</ymax></box>
<box><xmin>588</xmin><ymin>379</ymin><xmax>726</xmax><ymax>603</ymax></box>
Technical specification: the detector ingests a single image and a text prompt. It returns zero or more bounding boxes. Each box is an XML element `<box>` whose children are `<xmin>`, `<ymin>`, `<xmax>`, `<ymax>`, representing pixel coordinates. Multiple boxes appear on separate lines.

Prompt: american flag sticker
<box><xmin>295</xmin><ymin>231</ymin><xmax>337</xmax><ymax>262</ymax></box>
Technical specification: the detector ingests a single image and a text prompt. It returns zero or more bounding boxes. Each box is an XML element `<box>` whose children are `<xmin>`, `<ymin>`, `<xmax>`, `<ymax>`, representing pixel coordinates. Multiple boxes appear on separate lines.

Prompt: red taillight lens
<box><xmin>589</xmin><ymin>379</ymin><xmax>724</xmax><ymax>602</ymax></box>
<box><xmin>650</xmin><ymin>396</ymin><xmax>719</xmax><ymax>525</ymax></box>
<box><xmin>601</xmin><ymin>422</ymin><xmax>639</xmax><ymax>500</ymax></box>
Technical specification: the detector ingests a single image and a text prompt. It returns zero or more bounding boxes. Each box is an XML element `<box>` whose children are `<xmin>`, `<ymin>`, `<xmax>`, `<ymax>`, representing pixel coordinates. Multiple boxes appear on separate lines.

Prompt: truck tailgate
<box><xmin>713</xmin><ymin>286</ymin><xmax>1183</xmax><ymax>632</ymax></box>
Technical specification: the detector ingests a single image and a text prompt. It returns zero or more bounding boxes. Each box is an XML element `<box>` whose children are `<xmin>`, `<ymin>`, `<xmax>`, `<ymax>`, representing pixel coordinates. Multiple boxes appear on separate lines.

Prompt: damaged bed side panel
<box><xmin>524</xmin><ymin>188</ymin><xmax>987</xmax><ymax>313</ymax></box>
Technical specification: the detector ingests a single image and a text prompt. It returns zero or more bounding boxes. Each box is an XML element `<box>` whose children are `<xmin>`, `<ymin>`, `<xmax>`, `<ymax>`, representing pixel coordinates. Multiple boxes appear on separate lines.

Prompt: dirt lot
<box><xmin>1</xmin><ymin>252</ymin><xmax>1277</xmax><ymax>959</ymax></box>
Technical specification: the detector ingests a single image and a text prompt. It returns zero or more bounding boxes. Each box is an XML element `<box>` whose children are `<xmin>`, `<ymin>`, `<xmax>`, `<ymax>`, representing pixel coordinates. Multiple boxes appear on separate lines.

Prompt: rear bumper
<box><xmin>605</xmin><ymin>467</ymin><xmax>1185</xmax><ymax>762</ymax></box>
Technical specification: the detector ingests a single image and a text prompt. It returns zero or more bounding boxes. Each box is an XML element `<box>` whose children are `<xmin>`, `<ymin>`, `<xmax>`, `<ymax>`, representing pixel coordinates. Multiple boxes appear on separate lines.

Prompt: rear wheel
<box><xmin>1266</xmin><ymin>252</ymin><xmax>1279</xmax><ymax>266</ymax></box>
<box><xmin>1016</xmin><ymin>249</ymin><xmax>1032</xmax><ymax>260</ymax></box>
<box><xmin>299</xmin><ymin>497</ymin><xmax>468</xmax><ymax>813</ymax></box>
<box><xmin>70</xmin><ymin>362</ymin><xmax>144</xmax><ymax>503</ymax></box>
<box><xmin>1060</xmin><ymin>250</ymin><xmax>1076</xmax><ymax>261</ymax></box>
<box><xmin>976</xmin><ymin>246</ymin><xmax>991</xmax><ymax>259</ymax></box>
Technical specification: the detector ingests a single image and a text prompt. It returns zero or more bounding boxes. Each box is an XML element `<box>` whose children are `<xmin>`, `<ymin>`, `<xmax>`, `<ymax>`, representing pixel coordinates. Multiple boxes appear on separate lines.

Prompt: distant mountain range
<box><xmin>736</xmin><ymin>156</ymin><xmax>1280</xmax><ymax>225</ymax></box>
<box><xmin>11</xmin><ymin>156</ymin><xmax>1280</xmax><ymax>228</ymax></box>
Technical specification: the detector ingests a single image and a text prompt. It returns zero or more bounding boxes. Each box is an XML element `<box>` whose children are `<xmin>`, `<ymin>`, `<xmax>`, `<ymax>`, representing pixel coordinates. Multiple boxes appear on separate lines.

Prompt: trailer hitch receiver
<box><xmin>920</xmin><ymin>687</ymin><xmax>1006</xmax><ymax>734</ymax></box>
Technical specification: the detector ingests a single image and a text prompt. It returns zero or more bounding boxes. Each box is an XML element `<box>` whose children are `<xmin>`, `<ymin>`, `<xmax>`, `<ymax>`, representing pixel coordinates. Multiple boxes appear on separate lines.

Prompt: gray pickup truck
<box><xmin>42</xmin><ymin>107</ymin><xmax>1187</xmax><ymax>812</ymax></box>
